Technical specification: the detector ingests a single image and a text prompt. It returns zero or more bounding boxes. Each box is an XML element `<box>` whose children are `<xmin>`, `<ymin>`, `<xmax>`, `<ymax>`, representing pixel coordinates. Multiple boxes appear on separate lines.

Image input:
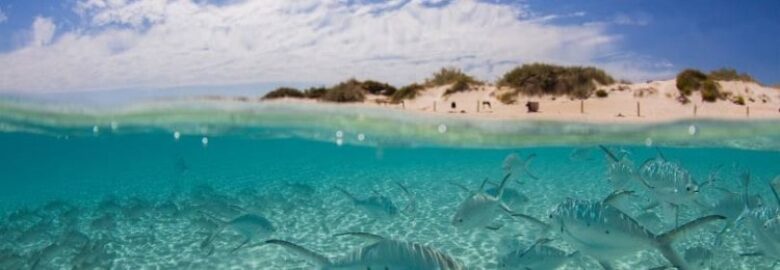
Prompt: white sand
<box><xmin>266</xmin><ymin>79</ymin><xmax>780</xmax><ymax>123</ymax></box>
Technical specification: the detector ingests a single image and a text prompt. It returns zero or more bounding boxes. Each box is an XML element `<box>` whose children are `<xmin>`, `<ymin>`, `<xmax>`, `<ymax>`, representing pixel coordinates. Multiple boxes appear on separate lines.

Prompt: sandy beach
<box><xmin>256</xmin><ymin>79</ymin><xmax>780</xmax><ymax>123</ymax></box>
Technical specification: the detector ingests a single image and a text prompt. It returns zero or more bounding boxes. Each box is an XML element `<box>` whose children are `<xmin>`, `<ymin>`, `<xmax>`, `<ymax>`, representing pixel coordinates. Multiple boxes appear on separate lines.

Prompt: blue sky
<box><xmin>0</xmin><ymin>0</ymin><xmax>777</xmax><ymax>93</ymax></box>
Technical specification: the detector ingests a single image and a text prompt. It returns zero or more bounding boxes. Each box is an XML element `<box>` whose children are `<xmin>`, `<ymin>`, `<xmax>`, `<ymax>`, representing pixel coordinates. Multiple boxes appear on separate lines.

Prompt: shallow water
<box><xmin>0</xmin><ymin>103</ymin><xmax>780</xmax><ymax>269</ymax></box>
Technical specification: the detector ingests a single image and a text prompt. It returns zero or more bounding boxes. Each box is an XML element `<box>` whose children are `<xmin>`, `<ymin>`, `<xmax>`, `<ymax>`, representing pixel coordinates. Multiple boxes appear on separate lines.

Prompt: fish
<box><xmin>503</xmin><ymin>153</ymin><xmax>539</xmax><ymax>180</ymax></box>
<box><xmin>599</xmin><ymin>145</ymin><xmax>637</xmax><ymax>190</ymax></box>
<box><xmin>637</xmin><ymin>154</ymin><xmax>703</xmax><ymax>226</ymax></box>
<box><xmin>546</xmin><ymin>194</ymin><xmax>725</xmax><ymax>270</ymax></box>
<box><xmin>497</xmin><ymin>238</ymin><xmax>579</xmax><ymax>270</ymax></box>
<box><xmin>735</xmin><ymin>172</ymin><xmax>780</xmax><ymax>262</ymax></box>
<box><xmin>335</xmin><ymin>184</ymin><xmax>407</xmax><ymax>218</ymax></box>
<box><xmin>262</xmin><ymin>232</ymin><xmax>464</xmax><ymax>269</ymax></box>
<box><xmin>452</xmin><ymin>173</ymin><xmax>515</xmax><ymax>230</ymax></box>
<box><xmin>771</xmin><ymin>175</ymin><xmax>780</xmax><ymax>206</ymax></box>
<box><xmin>486</xmin><ymin>185</ymin><xmax>529</xmax><ymax>211</ymax></box>
<box><xmin>201</xmin><ymin>213</ymin><xmax>276</xmax><ymax>254</ymax></box>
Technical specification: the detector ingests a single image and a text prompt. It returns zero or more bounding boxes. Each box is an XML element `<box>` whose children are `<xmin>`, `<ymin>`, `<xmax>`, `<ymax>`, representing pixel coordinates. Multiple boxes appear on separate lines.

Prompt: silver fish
<box><xmin>503</xmin><ymin>153</ymin><xmax>539</xmax><ymax>180</ymax></box>
<box><xmin>264</xmin><ymin>232</ymin><xmax>464</xmax><ymax>270</ymax></box>
<box><xmin>335</xmin><ymin>186</ymin><xmax>400</xmax><ymax>218</ymax></box>
<box><xmin>548</xmin><ymin>197</ymin><xmax>724</xmax><ymax>270</ymax></box>
<box><xmin>498</xmin><ymin>238</ymin><xmax>579</xmax><ymax>270</ymax></box>
<box><xmin>599</xmin><ymin>145</ymin><xmax>636</xmax><ymax>190</ymax></box>
<box><xmin>201</xmin><ymin>213</ymin><xmax>276</xmax><ymax>253</ymax></box>
<box><xmin>452</xmin><ymin>173</ymin><xmax>514</xmax><ymax>230</ymax></box>
<box><xmin>736</xmin><ymin>172</ymin><xmax>780</xmax><ymax>261</ymax></box>
<box><xmin>569</xmin><ymin>147</ymin><xmax>594</xmax><ymax>162</ymax></box>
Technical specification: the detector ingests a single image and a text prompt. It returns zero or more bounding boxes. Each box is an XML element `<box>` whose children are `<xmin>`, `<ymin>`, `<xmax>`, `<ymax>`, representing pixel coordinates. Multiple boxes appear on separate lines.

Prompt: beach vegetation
<box><xmin>391</xmin><ymin>83</ymin><xmax>424</xmax><ymax>102</ymax></box>
<box><xmin>426</xmin><ymin>67</ymin><xmax>483</xmax><ymax>95</ymax></box>
<box><xmin>595</xmin><ymin>89</ymin><xmax>608</xmax><ymax>98</ymax></box>
<box><xmin>676</xmin><ymin>69</ymin><xmax>723</xmax><ymax>102</ymax></box>
<box><xmin>497</xmin><ymin>63</ymin><xmax>615</xmax><ymax>99</ymax></box>
<box><xmin>732</xmin><ymin>95</ymin><xmax>746</xmax><ymax>105</ymax></box>
<box><xmin>262</xmin><ymin>87</ymin><xmax>304</xmax><ymax>99</ymax></box>
<box><xmin>708</xmin><ymin>68</ymin><xmax>755</xmax><ymax>82</ymax></box>
<box><xmin>303</xmin><ymin>86</ymin><xmax>328</xmax><ymax>99</ymax></box>
<box><xmin>361</xmin><ymin>80</ymin><xmax>397</xmax><ymax>96</ymax></box>
<box><xmin>322</xmin><ymin>79</ymin><xmax>365</xmax><ymax>103</ymax></box>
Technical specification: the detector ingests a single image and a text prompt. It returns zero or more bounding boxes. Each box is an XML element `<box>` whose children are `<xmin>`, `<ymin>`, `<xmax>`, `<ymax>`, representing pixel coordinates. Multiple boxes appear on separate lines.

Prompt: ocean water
<box><xmin>1</xmin><ymin>101</ymin><xmax>780</xmax><ymax>269</ymax></box>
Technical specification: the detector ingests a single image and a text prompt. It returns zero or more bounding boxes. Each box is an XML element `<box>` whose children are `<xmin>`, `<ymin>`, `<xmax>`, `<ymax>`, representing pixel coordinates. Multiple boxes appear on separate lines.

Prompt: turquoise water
<box><xmin>1</xmin><ymin>101</ymin><xmax>780</xmax><ymax>269</ymax></box>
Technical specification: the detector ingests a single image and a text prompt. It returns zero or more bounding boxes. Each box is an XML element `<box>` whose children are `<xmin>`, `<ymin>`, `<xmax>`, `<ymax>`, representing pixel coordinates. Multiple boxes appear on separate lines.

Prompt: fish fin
<box><xmin>739</xmin><ymin>251</ymin><xmax>763</xmax><ymax>257</ymax></box>
<box><xmin>522</xmin><ymin>153</ymin><xmax>539</xmax><ymax>180</ymax></box>
<box><xmin>496</xmin><ymin>173</ymin><xmax>513</xmax><ymax>199</ymax></box>
<box><xmin>654</xmin><ymin>215</ymin><xmax>726</xmax><ymax>270</ymax></box>
<box><xmin>485</xmin><ymin>223</ymin><xmax>504</xmax><ymax>231</ymax></box>
<box><xmin>597</xmin><ymin>260</ymin><xmax>614</xmax><ymax>270</ymax></box>
<box><xmin>448</xmin><ymin>182</ymin><xmax>471</xmax><ymax>193</ymax></box>
<box><xmin>265</xmin><ymin>239</ymin><xmax>330</xmax><ymax>267</ymax></box>
<box><xmin>770</xmin><ymin>176</ymin><xmax>780</xmax><ymax>207</ymax></box>
<box><xmin>479</xmin><ymin>178</ymin><xmax>490</xmax><ymax>191</ymax></box>
<box><xmin>657</xmin><ymin>215</ymin><xmax>726</xmax><ymax>245</ymax></box>
<box><xmin>395</xmin><ymin>182</ymin><xmax>416</xmax><ymax>213</ymax></box>
<box><xmin>654</xmin><ymin>146</ymin><xmax>667</xmax><ymax>161</ymax></box>
<box><xmin>602</xmin><ymin>190</ymin><xmax>634</xmax><ymax>205</ymax></box>
<box><xmin>334</xmin><ymin>186</ymin><xmax>358</xmax><ymax>202</ymax></box>
<box><xmin>510</xmin><ymin>213</ymin><xmax>551</xmax><ymax>230</ymax></box>
<box><xmin>230</xmin><ymin>237</ymin><xmax>251</xmax><ymax>253</ymax></box>
<box><xmin>332</xmin><ymin>232</ymin><xmax>385</xmax><ymax>242</ymax></box>
<box><xmin>598</xmin><ymin>145</ymin><xmax>619</xmax><ymax>162</ymax></box>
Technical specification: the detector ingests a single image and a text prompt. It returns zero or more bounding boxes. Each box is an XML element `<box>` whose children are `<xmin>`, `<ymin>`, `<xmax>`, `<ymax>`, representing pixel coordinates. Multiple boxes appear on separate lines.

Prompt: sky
<box><xmin>0</xmin><ymin>0</ymin><xmax>777</xmax><ymax>94</ymax></box>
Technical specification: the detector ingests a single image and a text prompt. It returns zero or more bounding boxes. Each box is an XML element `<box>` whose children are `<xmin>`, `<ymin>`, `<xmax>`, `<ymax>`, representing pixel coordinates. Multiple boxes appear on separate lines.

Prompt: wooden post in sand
<box><xmin>636</xmin><ymin>101</ymin><xmax>641</xmax><ymax>117</ymax></box>
<box><xmin>693</xmin><ymin>105</ymin><xmax>698</xmax><ymax>117</ymax></box>
<box><xmin>402</xmin><ymin>101</ymin><xmax>405</xmax><ymax>109</ymax></box>
<box><xmin>433</xmin><ymin>101</ymin><xmax>437</xmax><ymax>112</ymax></box>
<box><xmin>747</xmin><ymin>106</ymin><xmax>750</xmax><ymax>118</ymax></box>
<box><xmin>476</xmin><ymin>100</ymin><xmax>480</xmax><ymax>113</ymax></box>
<box><xmin>580</xmin><ymin>100</ymin><xmax>584</xmax><ymax>114</ymax></box>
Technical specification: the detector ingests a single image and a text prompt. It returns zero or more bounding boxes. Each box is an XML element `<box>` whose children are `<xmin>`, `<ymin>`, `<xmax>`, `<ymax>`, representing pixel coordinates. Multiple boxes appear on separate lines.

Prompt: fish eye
<box><xmin>458</xmin><ymin>218</ymin><xmax>463</xmax><ymax>223</ymax></box>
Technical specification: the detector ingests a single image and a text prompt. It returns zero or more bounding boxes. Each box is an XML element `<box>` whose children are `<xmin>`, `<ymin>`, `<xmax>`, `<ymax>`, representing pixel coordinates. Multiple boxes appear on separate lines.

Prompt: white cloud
<box><xmin>0</xmin><ymin>0</ymin><xmax>668</xmax><ymax>93</ymax></box>
<box><xmin>613</xmin><ymin>13</ymin><xmax>650</xmax><ymax>26</ymax></box>
<box><xmin>0</xmin><ymin>8</ymin><xmax>7</xmax><ymax>23</ymax></box>
<box><xmin>31</xmin><ymin>17</ymin><xmax>57</xmax><ymax>47</ymax></box>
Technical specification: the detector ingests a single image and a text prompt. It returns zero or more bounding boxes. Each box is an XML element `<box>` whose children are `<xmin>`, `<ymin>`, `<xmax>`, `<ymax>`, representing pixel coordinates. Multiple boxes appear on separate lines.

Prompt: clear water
<box><xmin>1</xmin><ymin>102</ymin><xmax>780</xmax><ymax>269</ymax></box>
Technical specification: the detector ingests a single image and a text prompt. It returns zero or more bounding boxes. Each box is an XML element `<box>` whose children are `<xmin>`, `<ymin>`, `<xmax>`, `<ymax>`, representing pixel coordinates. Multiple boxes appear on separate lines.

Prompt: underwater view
<box><xmin>1</xmin><ymin>102</ymin><xmax>780</xmax><ymax>269</ymax></box>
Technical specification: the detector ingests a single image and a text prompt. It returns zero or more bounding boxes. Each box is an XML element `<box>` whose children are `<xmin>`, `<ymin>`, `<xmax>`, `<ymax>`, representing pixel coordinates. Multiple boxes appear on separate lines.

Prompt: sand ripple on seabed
<box><xmin>1</xmin><ymin>170</ymin><xmax>777</xmax><ymax>270</ymax></box>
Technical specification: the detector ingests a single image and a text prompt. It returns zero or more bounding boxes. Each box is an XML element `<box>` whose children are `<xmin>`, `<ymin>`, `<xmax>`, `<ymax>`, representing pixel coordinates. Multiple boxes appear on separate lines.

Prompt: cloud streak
<box><xmin>0</xmin><ymin>0</ymin><xmax>669</xmax><ymax>93</ymax></box>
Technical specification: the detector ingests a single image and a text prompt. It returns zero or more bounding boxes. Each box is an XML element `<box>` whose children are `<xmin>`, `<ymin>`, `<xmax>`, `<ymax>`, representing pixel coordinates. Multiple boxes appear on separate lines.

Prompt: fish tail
<box><xmin>522</xmin><ymin>153</ymin><xmax>539</xmax><ymax>180</ymax></box>
<box><xmin>496</xmin><ymin>173</ymin><xmax>512</xmax><ymax>198</ymax></box>
<box><xmin>333</xmin><ymin>231</ymin><xmax>385</xmax><ymax>241</ymax></box>
<box><xmin>598</xmin><ymin>145</ymin><xmax>619</xmax><ymax>162</ymax></box>
<box><xmin>655</xmin><ymin>215</ymin><xmax>726</xmax><ymax>270</ymax></box>
<box><xmin>265</xmin><ymin>239</ymin><xmax>330</xmax><ymax>267</ymax></box>
<box><xmin>770</xmin><ymin>176</ymin><xmax>780</xmax><ymax>207</ymax></box>
<box><xmin>334</xmin><ymin>186</ymin><xmax>357</xmax><ymax>202</ymax></box>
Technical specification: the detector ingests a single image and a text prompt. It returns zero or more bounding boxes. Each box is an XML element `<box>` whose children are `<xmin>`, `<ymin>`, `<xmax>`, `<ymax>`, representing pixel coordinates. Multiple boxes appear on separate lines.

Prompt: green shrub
<box><xmin>361</xmin><ymin>80</ymin><xmax>397</xmax><ymax>96</ymax></box>
<box><xmin>443</xmin><ymin>78</ymin><xmax>473</xmax><ymax>95</ymax></box>
<box><xmin>303</xmin><ymin>86</ymin><xmax>327</xmax><ymax>99</ymax></box>
<box><xmin>262</xmin><ymin>87</ymin><xmax>304</xmax><ymax>100</ymax></box>
<box><xmin>595</xmin><ymin>89</ymin><xmax>608</xmax><ymax>98</ymax></box>
<box><xmin>391</xmin><ymin>83</ymin><xmax>424</xmax><ymax>102</ymax></box>
<box><xmin>322</xmin><ymin>79</ymin><xmax>365</xmax><ymax>103</ymax></box>
<box><xmin>497</xmin><ymin>92</ymin><xmax>516</xmax><ymax>104</ymax></box>
<box><xmin>497</xmin><ymin>63</ymin><xmax>615</xmax><ymax>99</ymax></box>
<box><xmin>700</xmin><ymin>80</ymin><xmax>721</xmax><ymax>102</ymax></box>
<box><xmin>732</xmin><ymin>95</ymin><xmax>745</xmax><ymax>105</ymax></box>
<box><xmin>709</xmin><ymin>68</ymin><xmax>755</xmax><ymax>82</ymax></box>
<box><xmin>426</xmin><ymin>67</ymin><xmax>480</xmax><ymax>87</ymax></box>
<box><xmin>676</xmin><ymin>69</ymin><xmax>709</xmax><ymax>96</ymax></box>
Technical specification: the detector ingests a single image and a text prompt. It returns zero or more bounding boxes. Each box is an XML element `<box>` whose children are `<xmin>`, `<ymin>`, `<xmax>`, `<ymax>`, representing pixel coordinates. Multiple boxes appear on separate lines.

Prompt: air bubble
<box><xmin>438</xmin><ymin>124</ymin><xmax>447</xmax><ymax>134</ymax></box>
<box><xmin>688</xmin><ymin>125</ymin><xmax>697</xmax><ymax>136</ymax></box>
<box><xmin>357</xmin><ymin>133</ymin><xmax>365</xmax><ymax>141</ymax></box>
<box><xmin>201</xmin><ymin>137</ymin><xmax>209</xmax><ymax>146</ymax></box>
<box><xmin>173</xmin><ymin>131</ymin><xmax>181</xmax><ymax>141</ymax></box>
<box><xmin>336</xmin><ymin>130</ymin><xmax>344</xmax><ymax>138</ymax></box>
